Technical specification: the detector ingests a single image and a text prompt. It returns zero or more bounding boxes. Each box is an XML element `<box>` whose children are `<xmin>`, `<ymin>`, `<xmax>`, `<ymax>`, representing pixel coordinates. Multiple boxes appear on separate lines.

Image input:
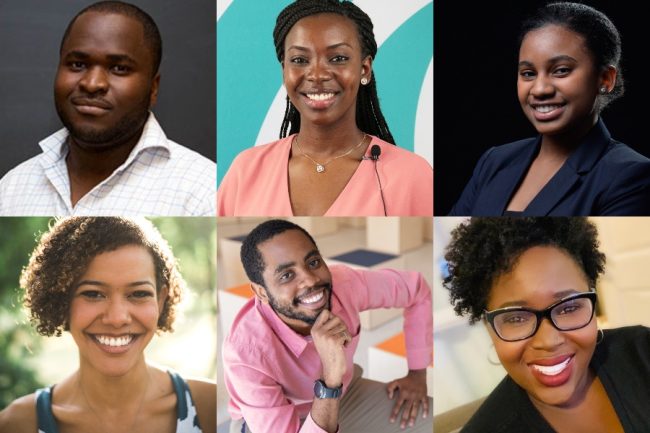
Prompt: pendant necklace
<box><xmin>294</xmin><ymin>133</ymin><xmax>367</xmax><ymax>173</ymax></box>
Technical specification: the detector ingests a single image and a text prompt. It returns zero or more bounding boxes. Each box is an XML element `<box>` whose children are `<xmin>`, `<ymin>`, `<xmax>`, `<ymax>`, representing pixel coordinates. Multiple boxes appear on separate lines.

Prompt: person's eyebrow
<box><xmin>274</xmin><ymin>262</ymin><xmax>295</xmax><ymax>275</ymax></box>
<box><xmin>287</xmin><ymin>45</ymin><xmax>309</xmax><ymax>52</ymax></box>
<box><xmin>62</xmin><ymin>51</ymin><xmax>137</xmax><ymax>64</ymax></box>
<box><xmin>304</xmin><ymin>249</ymin><xmax>320</xmax><ymax>261</ymax></box>
<box><xmin>63</xmin><ymin>50</ymin><xmax>91</xmax><ymax>59</ymax></box>
<box><xmin>518</xmin><ymin>55</ymin><xmax>578</xmax><ymax>69</ymax></box>
<box><xmin>273</xmin><ymin>249</ymin><xmax>320</xmax><ymax>275</ymax></box>
<box><xmin>287</xmin><ymin>42</ymin><xmax>353</xmax><ymax>52</ymax></box>
<box><xmin>495</xmin><ymin>289</ymin><xmax>582</xmax><ymax>309</ymax></box>
<box><xmin>106</xmin><ymin>53</ymin><xmax>137</xmax><ymax>64</ymax></box>
<box><xmin>326</xmin><ymin>42</ymin><xmax>352</xmax><ymax>50</ymax></box>
<box><xmin>76</xmin><ymin>280</ymin><xmax>155</xmax><ymax>289</ymax></box>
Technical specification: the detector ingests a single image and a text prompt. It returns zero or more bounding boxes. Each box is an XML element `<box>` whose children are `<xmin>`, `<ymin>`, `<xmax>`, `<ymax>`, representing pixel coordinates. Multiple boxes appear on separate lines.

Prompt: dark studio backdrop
<box><xmin>434</xmin><ymin>0</ymin><xmax>647</xmax><ymax>215</ymax></box>
<box><xmin>0</xmin><ymin>0</ymin><xmax>216</xmax><ymax>178</ymax></box>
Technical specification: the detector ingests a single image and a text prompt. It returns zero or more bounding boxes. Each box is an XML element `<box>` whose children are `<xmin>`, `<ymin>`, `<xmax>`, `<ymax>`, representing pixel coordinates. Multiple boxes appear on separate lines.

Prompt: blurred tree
<box><xmin>0</xmin><ymin>217</ymin><xmax>50</xmax><ymax>409</ymax></box>
<box><xmin>0</xmin><ymin>217</ymin><xmax>218</xmax><ymax>408</ymax></box>
<box><xmin>151</xmin><ymin>217</ymin><xmax>217</xmax><ymax>377</ymax></box>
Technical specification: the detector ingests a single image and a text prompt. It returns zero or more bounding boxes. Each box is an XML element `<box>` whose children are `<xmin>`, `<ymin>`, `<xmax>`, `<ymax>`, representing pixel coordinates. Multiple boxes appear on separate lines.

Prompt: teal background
<box><xmin>217</xmin><ymin>1</ymin><xmax>433</xmax><ymax>185</ymax></box>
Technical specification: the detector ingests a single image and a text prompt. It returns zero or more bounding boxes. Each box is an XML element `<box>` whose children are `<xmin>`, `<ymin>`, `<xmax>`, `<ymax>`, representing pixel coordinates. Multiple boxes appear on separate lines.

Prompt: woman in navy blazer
<box><xmin>450</xmin><ymin>3</ymin><xmax>650</xmax><ymax>216</ymax></box>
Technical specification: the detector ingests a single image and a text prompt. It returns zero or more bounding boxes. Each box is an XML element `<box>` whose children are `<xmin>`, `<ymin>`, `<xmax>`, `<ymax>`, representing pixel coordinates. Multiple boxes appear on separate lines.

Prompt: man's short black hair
<box><xmin>443</xmin><ymin>217</ymin><xmax>606</xmax><ymax>324</ymax></box>
<box><xmin>59</xmin><ymin>0</ymin><xmax>162</xmax><ymax>76</ymax></box>
<box><xmin>241</xmin><ymin>219</ymin><xmax>318</xmax><ymax>287</ymax></box>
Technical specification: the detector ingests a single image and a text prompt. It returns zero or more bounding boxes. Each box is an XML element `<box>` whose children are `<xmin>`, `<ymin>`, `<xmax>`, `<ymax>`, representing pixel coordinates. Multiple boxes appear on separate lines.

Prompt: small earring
<box><xmin>361</xmin><ymin>77</ymin><xmax>368</xmax><ymax>85</ymax></box>
<box><xmin>599</xmin><ymin>86</ymin><xmax>608</xmax><ymax>94</ymax></box>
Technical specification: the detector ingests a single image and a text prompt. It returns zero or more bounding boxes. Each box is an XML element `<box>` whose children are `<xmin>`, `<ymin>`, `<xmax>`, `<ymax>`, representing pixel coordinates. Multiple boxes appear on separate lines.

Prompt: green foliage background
<box><xmin>0</xmin><ymin>217</ymin><xmax>216</xmax><ymax>409</ymax></box>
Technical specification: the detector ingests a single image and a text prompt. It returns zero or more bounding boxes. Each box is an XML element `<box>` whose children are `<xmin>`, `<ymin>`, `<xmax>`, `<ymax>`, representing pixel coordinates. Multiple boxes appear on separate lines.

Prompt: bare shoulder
<box><xmin>187</xmin><ymin>378</ymin><xmax>216</xmax><ymax>433</ymax></box>
<box><xmin>0</xmin><ymin>393</ymin><xmax>38</xmax><ymax>433</ymax></box>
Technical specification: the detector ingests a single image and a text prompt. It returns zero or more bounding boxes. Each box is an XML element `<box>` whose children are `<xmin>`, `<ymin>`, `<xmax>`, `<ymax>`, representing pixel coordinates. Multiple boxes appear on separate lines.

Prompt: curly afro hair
<box><xmin>21</xmin><ymin>217</ymin><xmax>185</xmax><ymax>337</ymax></box>
<box><xmin>443</xmin><ymin>217</ymin><xmax>605</xmax><ymax>324</ymax></box>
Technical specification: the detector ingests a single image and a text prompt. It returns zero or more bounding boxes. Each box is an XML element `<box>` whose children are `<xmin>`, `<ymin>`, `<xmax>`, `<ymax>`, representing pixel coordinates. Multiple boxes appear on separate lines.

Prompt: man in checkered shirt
<box><xmin>0</xmin><ymin>1</ymin><xmax>215</xmax><ymax>216</ymax></box>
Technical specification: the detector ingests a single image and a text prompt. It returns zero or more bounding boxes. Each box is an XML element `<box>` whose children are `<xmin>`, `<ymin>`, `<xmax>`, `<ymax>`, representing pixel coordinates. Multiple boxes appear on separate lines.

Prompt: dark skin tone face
<box><xmin>250</xmin><ymin>229</ymin><xmax>333</xmax><ymax>335</ymax></box>
<box><xmin>506</xmin><ymin>24</ymin><xmax>617</xmax><ymax>211</ymax></box>
<box><xmin>282</xmin><ymin>13</ymin><xmax>374</xmax><ymax>215</ymax></box>
<box><xmin>282</xmin><ymin>13</ymin><xmax>371</xmax><ymax>133</ymax></box>
<box><xmin>55</xmin><ymin>12</ymin><xmax>160</xmax><ymax>206</ymax></box>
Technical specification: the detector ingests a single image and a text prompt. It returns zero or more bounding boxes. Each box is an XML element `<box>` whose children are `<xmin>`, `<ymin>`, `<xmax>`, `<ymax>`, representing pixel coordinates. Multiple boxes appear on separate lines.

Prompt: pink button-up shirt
<box><xmin>223</xmin><ymin>265</ymin><xmax>433</xmax><ymax>433</ymax></box>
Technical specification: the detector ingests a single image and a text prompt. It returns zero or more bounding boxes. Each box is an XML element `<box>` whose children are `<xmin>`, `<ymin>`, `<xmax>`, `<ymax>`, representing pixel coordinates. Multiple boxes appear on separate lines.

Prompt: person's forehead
<box><xmin>258</xmin><ymin>230</ymin><xmax>317</xmax><ymax>265</ymax></box>
<box><xmin>63</xmin><ymin>11</ymin><xmax>150</xmax><ymax>59</ymax></box>
<box><xmin>286</xmin><ymin>13</ymin><xmax>360</xmax><ymax>45</ymax></box>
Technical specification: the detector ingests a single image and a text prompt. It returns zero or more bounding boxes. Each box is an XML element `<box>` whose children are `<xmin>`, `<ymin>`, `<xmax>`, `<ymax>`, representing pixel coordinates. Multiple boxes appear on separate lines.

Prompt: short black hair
<box><xmin>273</xmin><ymin>0</ymin><xmax>395</xmax><ymax>144</ymax></box>
<box><xmin>241</xmin><ymin>219</ymin><xmax>318</xmax><ymax>287</ymax></box>
<box><xmin>60</xmin><ymin>1</ymin><xmax>162</xmax><ymax>76</ymax></box>
<box><xmin>519</xmin><ymin>2</ymin><xmax>623</xmax><ymax>111</ymax></box>
<box><xmin>443</xmin><ymin>217</ymin><xmax>606</xmax><ymax>324</ymax></box>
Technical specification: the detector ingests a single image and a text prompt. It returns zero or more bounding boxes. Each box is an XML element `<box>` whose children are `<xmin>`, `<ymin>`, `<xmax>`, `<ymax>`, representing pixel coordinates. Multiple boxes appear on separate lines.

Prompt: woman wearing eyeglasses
<box><xmin>443</xmin><ymin>217</ymin><xmax>650</xmax><ymax>433</ymax></box>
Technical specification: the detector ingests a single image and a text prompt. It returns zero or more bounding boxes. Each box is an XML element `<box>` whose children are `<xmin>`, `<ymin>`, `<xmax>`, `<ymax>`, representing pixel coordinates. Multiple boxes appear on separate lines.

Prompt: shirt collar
<box><xmin>256</xmin><ymin>297</ymin><xmax>311</xmax><ymax>358</ymax></box>
<box><xmin>37</xmin><ymin>112</ymin><xmax>171</xmax><ymax>170</ymax></box>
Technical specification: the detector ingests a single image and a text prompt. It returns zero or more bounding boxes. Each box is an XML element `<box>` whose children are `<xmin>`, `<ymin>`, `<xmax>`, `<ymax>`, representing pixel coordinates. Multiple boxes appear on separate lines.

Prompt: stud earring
<box><xmin>599</xmin><ymin>86</ymin><xmax>608</xmax><ymax>94</ymax></box>
<box><xmin>361</xmin><ymin>77</ymin><xmax>368</xmax><ymax>85</ymax></box>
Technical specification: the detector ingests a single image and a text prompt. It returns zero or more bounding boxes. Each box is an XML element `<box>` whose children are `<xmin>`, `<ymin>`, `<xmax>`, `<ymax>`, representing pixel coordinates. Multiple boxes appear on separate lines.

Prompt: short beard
<box><xmin>265</xmin><ymin>283</ymin><xmax>332</xmax><ymax>325</ymax></box>
<box><xmin>56</xmin><ymin>94</ymin><xmax>151</xmax><ymax>148</ymax></box>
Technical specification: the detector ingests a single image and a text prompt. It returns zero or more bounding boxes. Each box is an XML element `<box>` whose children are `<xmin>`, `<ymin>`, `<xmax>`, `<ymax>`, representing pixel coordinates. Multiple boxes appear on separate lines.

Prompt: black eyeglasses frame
<box><xmin>484</xmin><ymin>291</ymin><xmax>598</xmax><ymax>342</ymax></box>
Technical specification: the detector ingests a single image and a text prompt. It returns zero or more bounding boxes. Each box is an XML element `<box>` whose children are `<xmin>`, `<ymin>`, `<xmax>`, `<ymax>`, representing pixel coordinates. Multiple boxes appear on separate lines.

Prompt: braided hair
<box><xmin>273</xmin><ymin>0</ymin><xmax>395</xmax><ymax>144</ymax></box>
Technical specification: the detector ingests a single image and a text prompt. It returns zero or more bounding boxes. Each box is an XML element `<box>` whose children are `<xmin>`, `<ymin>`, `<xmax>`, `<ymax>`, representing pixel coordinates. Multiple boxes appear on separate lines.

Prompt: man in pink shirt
<box><xmin>223</xmin><ymin>220</ymin><xmax>433</xmax><ymax>433</ymax></box>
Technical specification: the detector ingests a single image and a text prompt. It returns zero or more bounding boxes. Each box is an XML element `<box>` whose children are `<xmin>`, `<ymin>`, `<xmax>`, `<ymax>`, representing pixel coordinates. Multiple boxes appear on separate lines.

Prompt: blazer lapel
<box><xmin>524</xmin><ymin>119</ymin><xmax>611</xmax><ymax>215</ymax></box>
<box><xmin>479</xmin><ymin>137</ymin><xmax>540</xmax><ymax>215</ymax></box>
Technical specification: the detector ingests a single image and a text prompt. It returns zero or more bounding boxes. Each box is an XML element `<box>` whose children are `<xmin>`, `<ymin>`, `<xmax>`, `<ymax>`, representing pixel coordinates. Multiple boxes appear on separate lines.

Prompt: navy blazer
<box><xmin>449</xmin><ymin>119</ymin><xmax>650</xmax><ymax>216</ymax></box>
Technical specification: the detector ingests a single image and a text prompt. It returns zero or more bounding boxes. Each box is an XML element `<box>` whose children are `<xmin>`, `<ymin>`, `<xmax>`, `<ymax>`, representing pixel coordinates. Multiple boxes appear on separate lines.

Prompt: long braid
<box><xmin>273</xmin><ymin>0</ymin><xmax>395</xmax><ymax>144</ymax></box>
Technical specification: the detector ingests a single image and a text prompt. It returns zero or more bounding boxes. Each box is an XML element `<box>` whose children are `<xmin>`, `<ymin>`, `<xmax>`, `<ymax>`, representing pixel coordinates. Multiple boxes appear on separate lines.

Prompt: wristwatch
<box><xmin>313</xmin><ymin>379</ymin><xmax>342</xmax><ymax>399</ymax></box>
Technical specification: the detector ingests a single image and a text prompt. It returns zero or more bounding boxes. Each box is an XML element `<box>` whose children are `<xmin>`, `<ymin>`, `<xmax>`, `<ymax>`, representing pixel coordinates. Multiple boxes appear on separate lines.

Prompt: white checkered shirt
<box><xmin>0</xmin><ymin>113</ymin><xmax>216</xmax><ymax>216</ymax></box>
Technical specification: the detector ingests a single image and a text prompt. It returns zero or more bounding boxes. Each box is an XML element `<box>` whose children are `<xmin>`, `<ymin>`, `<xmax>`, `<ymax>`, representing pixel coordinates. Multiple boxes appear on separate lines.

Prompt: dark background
<box><xmin>0</xmin><ymin>0</ymin><xmax>216</xmax><ymax>177</ymax></box>
<box><xmin>434</xmin><ymin>0</ymin><xmax>648</xmax><ymax>215</ymax></box>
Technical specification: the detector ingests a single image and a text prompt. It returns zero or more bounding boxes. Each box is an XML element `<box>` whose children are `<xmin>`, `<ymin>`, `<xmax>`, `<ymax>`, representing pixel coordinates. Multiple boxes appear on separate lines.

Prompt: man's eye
<box><xmin>69</xmin><ymin>61</ymin><xmax>86</xmax><ymax>70</ymax></box>
<box><xmin>111</xmin><ymin>64</ymin><xmax>130</xmax><ymax>74</ymax></box>
<box><xmin>279</xmin><ymin>272</ymin><xmax>294</xmax><ymax>282</ymax></box>
<box><xmin>309</xmin><ymin>259</ymin><xmax>321</xmax><ymax>268</ymax></box>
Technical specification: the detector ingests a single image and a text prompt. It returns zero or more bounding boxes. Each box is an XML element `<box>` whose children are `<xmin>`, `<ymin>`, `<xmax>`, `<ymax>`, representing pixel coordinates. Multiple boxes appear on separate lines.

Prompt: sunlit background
<box><xmin>0</xmin><ymin>217</ymin><xmax>216</xmax><ymax>409</ymax></box>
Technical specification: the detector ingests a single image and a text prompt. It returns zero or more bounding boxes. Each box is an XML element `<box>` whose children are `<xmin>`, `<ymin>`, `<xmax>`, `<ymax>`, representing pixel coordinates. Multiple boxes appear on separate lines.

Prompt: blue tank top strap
<box><xmin>168</xmin><ymin>370</ymin><xmax>203</xmax><ymax>433</ymax></box>
<box><xmin>35</xmin><ymin>387</ymin><xmax>59</xmax><ymax>433</ymax></box>
<box><xmin>34</xmin><ymin>373</ymin><xmax>202</xmax><ymax>433</ymax></box>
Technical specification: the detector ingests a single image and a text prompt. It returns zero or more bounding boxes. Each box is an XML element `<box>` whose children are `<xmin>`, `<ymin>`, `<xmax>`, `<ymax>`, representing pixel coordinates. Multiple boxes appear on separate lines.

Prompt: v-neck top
<box><xmin>217</xmin><ymin>134</ymin><xmax>433</xmax><ymax>216</ymax></box>
<box><xmin>449</xmin><ymin>119</ymin><xmax>650</xmax><ymax>216</ymax></box>
<box><xmin>35</xmin><ymin>371</ymin><xmax>203</xmax><ymax>433</ymax></box>
<box><xmin>460</xmin><ymin>326</ymin><xmax>650</xmax><ymax>433</ymax></box>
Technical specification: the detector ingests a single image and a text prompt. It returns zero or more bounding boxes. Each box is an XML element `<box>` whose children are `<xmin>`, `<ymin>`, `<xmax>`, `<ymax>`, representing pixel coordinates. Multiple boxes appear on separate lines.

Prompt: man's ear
<box><xmin>250</xmin><ymin>282</ymin><xmax>269</xmax><ymax>304</ymax></box>
<box><xmin>149</xmin><ymin>73</ymin><xmax>161</xmax><ymax>108</ymax></box>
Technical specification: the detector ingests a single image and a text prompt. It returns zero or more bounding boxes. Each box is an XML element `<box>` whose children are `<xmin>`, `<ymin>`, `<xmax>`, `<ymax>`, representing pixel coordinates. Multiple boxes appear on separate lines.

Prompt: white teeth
<box><xmin>96</xmin><ymin>335</ymin><xmax>133</xmax><ymax>347</ymax></box>
<box><xmin>300</xmin><ymin>291</ymin><xmax>324</xmax><ymax>304</ymax></box>
<box><xmin>534</xmin><ymin>105</ymin><xmax>562</xmax><ymax>113</ymax></box>
<box><xmin>532</xmin><ymin>357</ymin><xmax>571</xmax><ymax>376</ymax></box>
<box><xmin>306</xmin><ymin>93</ymin><xmax>334</xmax><ymax>101</ymax></box>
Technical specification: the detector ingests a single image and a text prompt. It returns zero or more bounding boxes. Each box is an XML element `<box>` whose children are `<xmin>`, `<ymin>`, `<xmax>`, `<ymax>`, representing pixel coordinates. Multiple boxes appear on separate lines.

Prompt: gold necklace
<box><xmin>294</xmin><ymin>133</ymin><xmax>367</xmax><ymax>173</ymax></box>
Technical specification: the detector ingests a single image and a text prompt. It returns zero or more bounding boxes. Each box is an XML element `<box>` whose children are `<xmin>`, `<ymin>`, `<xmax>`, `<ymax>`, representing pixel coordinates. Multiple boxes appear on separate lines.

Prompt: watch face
<box><xmin>314</xmin><ymin>380</ymin><xmax>341</xmax><ymax>399</ymax></box>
